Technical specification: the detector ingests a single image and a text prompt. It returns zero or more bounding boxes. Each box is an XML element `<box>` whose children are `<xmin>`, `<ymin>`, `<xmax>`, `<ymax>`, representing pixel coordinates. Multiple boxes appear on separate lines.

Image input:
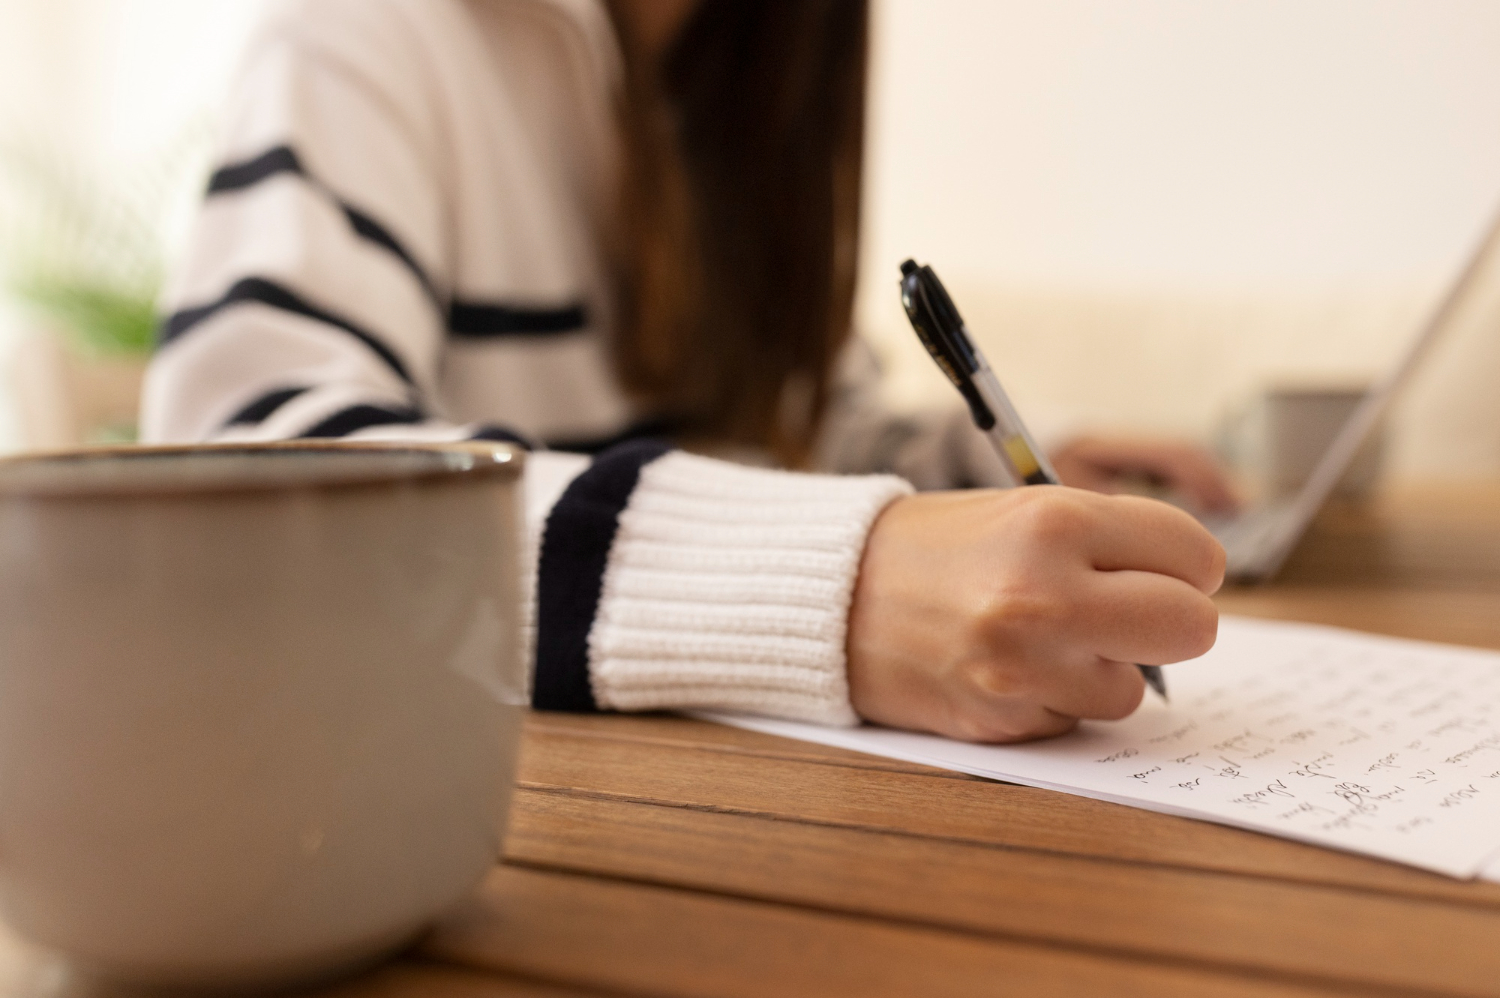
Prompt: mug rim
<box><xmin>0</xmin><ymin>440</ymin><xmax>525</xmax><ymax>498</ymax></box>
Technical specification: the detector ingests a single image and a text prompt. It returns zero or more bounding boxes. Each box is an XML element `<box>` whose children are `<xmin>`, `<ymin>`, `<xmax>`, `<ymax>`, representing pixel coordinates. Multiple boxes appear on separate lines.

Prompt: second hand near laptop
<box><xmin>898</xmin><ymin>259</ymin><xmax>1168</xmax><ymax>700</ymax></box>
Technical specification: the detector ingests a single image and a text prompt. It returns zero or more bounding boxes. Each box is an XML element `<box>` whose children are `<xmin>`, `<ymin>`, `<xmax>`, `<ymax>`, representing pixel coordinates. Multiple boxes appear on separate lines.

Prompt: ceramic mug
<box><xmin>0</xmin><ymin>441</ymin><xmax>526</xmax><ymax>988</ymax></box>
<box><xmin>1218</xmin><ymin>384</ymin><xmax>1384</xmax><ymax>501</ymax></box>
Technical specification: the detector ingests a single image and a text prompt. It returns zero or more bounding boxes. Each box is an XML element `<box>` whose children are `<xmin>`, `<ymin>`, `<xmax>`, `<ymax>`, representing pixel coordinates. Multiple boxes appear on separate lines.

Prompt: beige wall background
<box><xmin>3</xmin><ymin>1</ymin><xmax>1500</xmax><ymax>476</ymax></box>
<box><xmin>0</xmin><ymin>0</ymin><xmax>263</xmax><ymax>163</ymax></box>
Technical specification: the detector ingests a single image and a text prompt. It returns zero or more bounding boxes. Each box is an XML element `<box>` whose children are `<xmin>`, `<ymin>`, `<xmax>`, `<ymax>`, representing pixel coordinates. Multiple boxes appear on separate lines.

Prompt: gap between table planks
<box><xmin>422</xmin><ymin>865</ymin><xmax>1379</xmax><ymax>998</ymax></box>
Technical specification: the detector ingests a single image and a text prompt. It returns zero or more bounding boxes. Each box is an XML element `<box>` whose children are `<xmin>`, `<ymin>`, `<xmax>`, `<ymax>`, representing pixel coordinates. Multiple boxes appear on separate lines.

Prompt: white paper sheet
<box><xmin>699</xmin><ymin>616</ymin><xmax>1500</xmax><ymax>879</ymax></box>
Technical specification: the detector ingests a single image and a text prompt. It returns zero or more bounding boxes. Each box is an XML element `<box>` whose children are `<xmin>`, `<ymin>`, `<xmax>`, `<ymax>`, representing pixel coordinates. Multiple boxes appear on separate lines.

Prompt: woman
<box><xmin>143</xmin><ymin>0</ymin><xmax>1230</xmax><ymax>742</ymax></box>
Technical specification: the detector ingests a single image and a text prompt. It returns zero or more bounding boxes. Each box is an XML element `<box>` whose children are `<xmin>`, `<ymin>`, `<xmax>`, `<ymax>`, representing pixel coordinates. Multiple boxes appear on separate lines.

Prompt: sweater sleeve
<box><xmin>526</xmin><ymin>445</ymin><xmax>912</xmax><ymax>726</ymax></box>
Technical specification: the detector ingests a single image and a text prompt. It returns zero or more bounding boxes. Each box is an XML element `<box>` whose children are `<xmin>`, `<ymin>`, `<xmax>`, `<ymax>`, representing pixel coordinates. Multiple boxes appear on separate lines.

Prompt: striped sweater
<box><xmin>142</xmin><ymin>0</ymin><xmax>1010</xmax><ymax>725</ymax></box>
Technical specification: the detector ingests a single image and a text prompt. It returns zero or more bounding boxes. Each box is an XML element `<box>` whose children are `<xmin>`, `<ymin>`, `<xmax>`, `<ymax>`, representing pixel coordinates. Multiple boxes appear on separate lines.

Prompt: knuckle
<box><xmin>950</xmin><ymin>713</ymin><xmax>1015</xmax><ymax>743</ymax></box>
<box><xmin>952</xmin><ymin>709</ymin><xmax>1072</xmax><ymax>745</ymax></box>
<box><xmin>974</xmin><ymin>585</ymin><xmax>1072</xmax><ymax>650</ymax></box>
<box><xmin>1033</xmin><ymin>715</ymin><xmax>1080</xmax><ymax>742</ymax></box>
<box><xmin>956</xmin><ymin>653</ymin><xmax>1027</xmax><ymax>701</ymax></box>
<box><xmin>1012</xmin><ymin>490</ymin><xmax>1091</xmax><ymax>547</ymax></box>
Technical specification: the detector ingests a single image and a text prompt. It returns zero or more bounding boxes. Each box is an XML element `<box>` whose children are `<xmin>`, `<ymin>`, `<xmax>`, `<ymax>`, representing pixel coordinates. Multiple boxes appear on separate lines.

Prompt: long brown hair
<box><xmin>607</xmin><ymin>0</ymin><xmax>869</xmax><ymax>465</ymax></box>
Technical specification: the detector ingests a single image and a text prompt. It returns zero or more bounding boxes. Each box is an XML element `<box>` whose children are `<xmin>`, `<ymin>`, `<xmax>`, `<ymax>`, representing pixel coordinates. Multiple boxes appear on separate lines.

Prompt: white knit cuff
<box><xmin>586</xmin><ymin>451</ymin><xmax>914</xmax><ymax>726</ymax></box>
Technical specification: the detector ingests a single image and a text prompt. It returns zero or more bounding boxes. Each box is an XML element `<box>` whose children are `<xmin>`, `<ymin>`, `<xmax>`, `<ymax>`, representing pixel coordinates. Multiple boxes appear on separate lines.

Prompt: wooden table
<box><xmin>5</xmin><ymin>484</ymin><xmax>1500</xmax><ymax>997</ymax></box>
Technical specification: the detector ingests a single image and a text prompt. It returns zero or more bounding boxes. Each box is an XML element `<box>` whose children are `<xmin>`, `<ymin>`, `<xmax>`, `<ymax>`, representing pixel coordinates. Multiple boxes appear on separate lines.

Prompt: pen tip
<box><xmin>900</xmin><ymin>259</ymin><xmax>918</xmax><ymax>277</ymax></box>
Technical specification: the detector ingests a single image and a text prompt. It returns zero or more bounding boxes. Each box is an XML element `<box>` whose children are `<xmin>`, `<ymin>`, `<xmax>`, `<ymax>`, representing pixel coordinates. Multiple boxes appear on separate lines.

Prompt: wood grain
<box><xmin>425</xmin><ymin>865</ymin><xmax>1366</xmax><ymax>998</ymax></box>
<box><xmin>1273</xmin><ymin>485</ymin><xmax>1500</xmax><ymax>590</ymax></box>
<box><xmin>505</xmin><ymin>788</ymin><xmax>1500</xmax><ymax>996</ymax></box>
<box><xmin>1220</xmin><ymin>484</ymin><xmax>1500</xmax><ymax>648</ymax></box>
<box><xmin>516</xmin><ymin>720</ymin><xmax>1500</xmax><ymax>907</ymax></box>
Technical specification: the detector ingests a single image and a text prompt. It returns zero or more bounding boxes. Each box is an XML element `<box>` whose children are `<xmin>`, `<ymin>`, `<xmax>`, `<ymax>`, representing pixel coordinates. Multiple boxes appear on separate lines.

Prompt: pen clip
<box><xmin>899</xmin><ymin>260</ymin><xmax>996</xmax><ymax>430</ymax></box>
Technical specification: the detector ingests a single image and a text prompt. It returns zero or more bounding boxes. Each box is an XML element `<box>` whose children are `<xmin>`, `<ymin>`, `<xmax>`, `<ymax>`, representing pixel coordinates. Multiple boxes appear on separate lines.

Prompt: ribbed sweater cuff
<box><xmin>587</xmin><ymin>452</ymin><xmax>914</xmax><ymax>726</ymax></box>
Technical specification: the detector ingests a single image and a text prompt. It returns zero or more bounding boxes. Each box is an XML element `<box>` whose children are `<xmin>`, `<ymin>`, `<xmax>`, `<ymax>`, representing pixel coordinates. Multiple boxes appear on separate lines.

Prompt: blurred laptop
<box><xmin>1207</xmin><ymin>205</ymin><xmax>1500</xmax><ymax>581</ymax></box>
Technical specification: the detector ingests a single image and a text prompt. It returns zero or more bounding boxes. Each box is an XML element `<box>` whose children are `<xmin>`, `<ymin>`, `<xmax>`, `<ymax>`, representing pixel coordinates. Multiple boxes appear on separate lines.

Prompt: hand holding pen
<box><xmin>897</xmin><ymin>260</ymin><xmax>1171</xmax><ymax>699</ymax></box>
<box><xmin>838</xmin><ymin>262</ymin><xmax>1228</xmax><ymax>744</ymax></box>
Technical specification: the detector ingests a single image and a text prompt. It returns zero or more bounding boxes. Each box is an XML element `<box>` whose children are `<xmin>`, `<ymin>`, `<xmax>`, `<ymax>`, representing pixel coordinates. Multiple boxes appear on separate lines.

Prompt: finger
<box><xmin>1078</xmin><ymin>569</ymin><xmax>1221</xmax><ymax>664</ymax></box>
<box><xmin>1066</xmin><ymin>492</ymin><xmax>1227</xmax><ymax>594</ymax></box>
<box><xmin>1070</xmin><ymin>439</ymin><xmax>1241</xmax><ymax>513</ymax></box>
<box><xmin>1134</xmin><ymin>446</ymin><xmax>1240</xmax><ymax>513</ymax></box>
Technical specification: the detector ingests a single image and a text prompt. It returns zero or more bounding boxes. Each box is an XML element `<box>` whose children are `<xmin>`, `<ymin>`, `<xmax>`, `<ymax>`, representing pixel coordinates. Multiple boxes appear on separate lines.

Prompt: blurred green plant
<box><xmin>0</xmin><ymin>126</ymin><xmax>209</xmax><ymax>358</ymax></box>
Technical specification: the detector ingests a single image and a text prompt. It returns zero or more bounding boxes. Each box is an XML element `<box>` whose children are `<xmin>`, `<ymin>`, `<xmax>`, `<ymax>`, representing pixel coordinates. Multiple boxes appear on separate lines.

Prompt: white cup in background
<box><xmin>0</xmin><ymin>441</ymin><xmax>525</xmax><ymax>988</ymax></box>
<box><xmin>1218</xmin><ymin>383</ymin><xmax>1385</xmax><ymax>501</ymax></box>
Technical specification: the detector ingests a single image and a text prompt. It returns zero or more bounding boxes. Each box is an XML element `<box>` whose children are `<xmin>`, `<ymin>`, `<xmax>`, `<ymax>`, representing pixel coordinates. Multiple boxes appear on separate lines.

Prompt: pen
<box><xmin>898</xmin><ymin>259</ymin><xmax>1169</xmax><ymax>700</ymax></box>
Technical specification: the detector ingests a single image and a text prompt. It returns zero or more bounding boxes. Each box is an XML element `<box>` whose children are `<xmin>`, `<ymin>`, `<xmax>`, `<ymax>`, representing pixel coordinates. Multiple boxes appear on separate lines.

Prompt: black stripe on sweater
<box><xmin>207</xmin><ymin>145</ymin><xmax>440</xmax><ymax>305</ymax></box>
<box><xmin>296</xmin><ymin>403</ymin><xmax>426</xmax><ymax>439</ymax></box>
<box><xmin>343</xmin><ymin>205</ymin><xmax>440</xmax><ymax>303</ymax></box>
<box><xmin>224</xmin><ymin>386</ymin><xmax>310</xmax><ymax>426</ymax></box>
<box><xmin>205</xmin><ymin>145</ymin><xmax>589</xmax><ymax>337</ymax></box>
<box><xmin>227</xmin><ymin>390</ymin><xmax>534</xmax><ymax>447</ymax></box>
<box><xmin>533</xmin><ymin>438</ymin><xmax>673</xmax><ymax>712</ymax></box>
<box><xmin>448</xmin><ymin>300</ymin><xmax>588</xmax><ymax>337</ymax></box>
<box><xmin>207</xmin><ymin>145</ymin><xmax>304</xmax><ymax>193</ymax></box>
<box><xmin>160</xmin><ymin>277</ymin><xmax>416</xmax><ymax>386</ymax></box>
